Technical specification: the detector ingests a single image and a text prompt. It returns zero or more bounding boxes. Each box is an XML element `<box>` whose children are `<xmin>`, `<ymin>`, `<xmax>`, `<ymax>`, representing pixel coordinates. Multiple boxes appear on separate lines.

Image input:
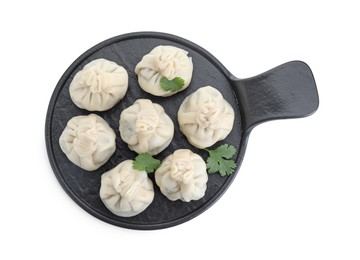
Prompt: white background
<box><xmin>1</xmin><ymin>1</ymin><xmax>359</xmax><ymax>259</ymax></box>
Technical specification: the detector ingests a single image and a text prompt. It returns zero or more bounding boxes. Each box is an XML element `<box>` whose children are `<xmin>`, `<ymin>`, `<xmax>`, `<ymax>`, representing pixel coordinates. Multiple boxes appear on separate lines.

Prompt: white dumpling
<box><xmin>119</xmin><ymin>99</ymin><xmax>174</xmax><ymax>155</ymax></box>
<box><xmin>178</xmin><ymin>86</ymin><xmax>235</xmax><ymax>149</ymax></box>
<box><xmin>134</xmin><ymin>45</ymin><xmax>193</xmax><ymax>96</ymax></box>
<box><xmin>155</xmin><ymin>149</ymin><xmax>208</xmax><ymax>202</ymax></box>
<box><xmin>59</xmin><ymin>114</ymin><xmax>116</xmax><ymax>171</ymax></box>
<box><xmin>70</xmin><ymin>58</ymin><xmax>128</xmax><ymax>111</ymax></box>
<box><xmin>100</xmin><ymin>160</ymin><xmax>154</xmax><ymax>217</ymax></box>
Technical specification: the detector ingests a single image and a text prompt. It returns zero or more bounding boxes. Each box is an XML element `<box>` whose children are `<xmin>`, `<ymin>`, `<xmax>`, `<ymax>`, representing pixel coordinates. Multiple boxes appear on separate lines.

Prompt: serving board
<box><xmin>46</xmin><ymin>32</ymin><xmax>243</xmax><ymax>230</ymax></box>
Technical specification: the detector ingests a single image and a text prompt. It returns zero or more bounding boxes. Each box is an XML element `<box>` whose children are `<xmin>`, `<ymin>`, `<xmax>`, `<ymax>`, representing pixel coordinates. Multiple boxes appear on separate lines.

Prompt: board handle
<box><xmin>232</xmin><ymin>61</ymin><xmax>319</xmax><ymax>131</ymax></box>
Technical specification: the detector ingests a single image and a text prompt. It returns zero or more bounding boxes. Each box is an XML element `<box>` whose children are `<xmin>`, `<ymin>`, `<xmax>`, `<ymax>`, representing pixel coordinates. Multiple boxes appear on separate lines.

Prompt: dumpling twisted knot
<box><xmin>111</xmin><ymin>171</ymin><xmax>141</xmax><ymax>202</ymax></box>
<box><xmin>83</xmin><ymin>69</ymin><xmax>121</xmax><ymax>93</ymax></box>
<box><xmin>73</xmin><ymin>119</ymin><xmax>98</xmax><ymax>157</ymax></box>
<box><xmin>155</xmin><ymin>51</ymin><xmax>178</xmax><ymax>80</ymax></box>
<box><xmin>170</xmin><ymin>158</ymin><xmax>194</xmax><ymax>184</ymax></box>
<box><xmin>135</xmin><ymin>105</ymin><xmax>160</xmax><ymax>137</ymax></box>
<box><xmin>195</xmin><ymin>102</ymin><xmax>220</xmax><ymax>129</ymax></box>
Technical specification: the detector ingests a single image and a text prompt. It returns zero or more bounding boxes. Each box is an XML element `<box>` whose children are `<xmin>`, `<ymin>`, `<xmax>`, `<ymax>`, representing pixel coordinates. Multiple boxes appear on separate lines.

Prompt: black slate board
<box><xmin>45</xmin><ymin>32</ymin><xmax>243</xmax><ymax>230</ymax></box>
<box><xmin>46</xmin><ymin>32</ymin><xmax>319</xmax><ymax>230</ymax></box>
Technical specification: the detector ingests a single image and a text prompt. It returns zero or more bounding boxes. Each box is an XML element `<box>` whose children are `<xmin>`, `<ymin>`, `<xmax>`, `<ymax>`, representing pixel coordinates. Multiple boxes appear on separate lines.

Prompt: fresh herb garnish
<box><xmin>160</xmin><ymin>76</ymin><xmax>185</xmax><ymax>93</ymax></box>
<box><xmin>205</xmin><ymin>144</ymin><xmax>237</xmax><ymax>177</ymax></box>
<box><xmin>132</xmin><ymin>153</ymin><xmax>161</xmax><ymax>174</ymax></box>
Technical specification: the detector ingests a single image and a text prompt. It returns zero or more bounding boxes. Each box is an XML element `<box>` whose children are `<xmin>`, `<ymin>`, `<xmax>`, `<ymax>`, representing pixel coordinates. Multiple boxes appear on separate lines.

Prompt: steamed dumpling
<box><xmin>178</xmin><ymin>86</ymin><xmax>235</xmax><ymax>149</ymax></box>
<box><xmin>70</xmin><ymin>58</ymin><xmax>128</xmax><ymax>111</ymax></box>
<box><xmin>100</xmin><ymin>160</ymin><xmax>154</xmax><ymax>217</ymax></box>
<box><xmin>119</xmin><ymin>99</ymin><xmax>174</xmax><ymax>155</ymax></box>
<box><xmin>59</xmin><ymin>114</ymin><xmax>116</xmax><ymax>171</ymax></box>
<box><xmin>155</xmin><ymin>149</ymin><xmax>208</xmax><ymax>202</ymax></box>
<box><xmin>134</xmin><ymin>45</ymin><xmax>193</xmax><ymax>96</ymax></box>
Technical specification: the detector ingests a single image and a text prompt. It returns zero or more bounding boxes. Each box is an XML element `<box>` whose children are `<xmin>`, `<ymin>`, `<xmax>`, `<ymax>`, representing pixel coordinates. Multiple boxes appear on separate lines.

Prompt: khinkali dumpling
<box><xmin>70</xmin><ymin>58</ymin><xmax>128</xmax><ymax>111</ymax></box>
<box><xmin>99</xmin><ymin>160</ymin><xmax>154</xmax><ymax>217</ymax></box>
<box><xmin>178</xmin><ymin>86</ymin><xmax>235</xmax><ymax>149</ymax></box>
<box><xmin>155</xmin><ymin>149</ymin><xmax>208</xmax><ymax>202</ymax></box>
<box><xmin>119</xmin><ymin>99</ymin><xmax>174</xmax><ymax>155</ymax></box>
<box><xmin>59</xmin><ymin>114</ymin><xmax>116</xmax><ymax>171</ymax></box>
<box><xmin>134</xmin><ymin>45</ymin><xmax>193</xmax><ymax>96</ymax></box>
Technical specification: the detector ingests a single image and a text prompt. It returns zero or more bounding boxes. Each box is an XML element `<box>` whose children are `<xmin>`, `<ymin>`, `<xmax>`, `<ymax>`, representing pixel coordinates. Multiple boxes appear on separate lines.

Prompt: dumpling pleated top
<box><xmin>178</xmin><ymin>86</ymin><xmax>235</xmax><ymax>149</ymax></box>
<box><xmin>155</xmin><ymin>149</ymin><xmax>208</xmax><ymax>202</ymax></box>
<box><xmin>135</xmin><ymin>45</ymin><xmax>193</xmax><ymax>97</ymax></box>
<box><xmin>69</xmin><ymin>58</ymin><xmax>128</xmax><ymax>111</ymax></box>
<box><xmin>119</xmin><ymin>99</ymin><xmax>174</xmax><ymax>155</ymax></box>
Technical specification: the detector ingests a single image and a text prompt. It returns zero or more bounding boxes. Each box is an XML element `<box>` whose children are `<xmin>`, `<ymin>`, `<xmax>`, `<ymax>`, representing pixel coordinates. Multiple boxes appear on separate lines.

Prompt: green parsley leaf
<box><xmin>160</xmin><ymin>76</ymin><xmax>185</xmax><ymax>93</ymax></box>
<box><xmin>132</xmin><ymin>153</ymin><xmax>161</xmax><ymax>174</ymax></box>
<box><xmin>205</xmin><ymin>144</ymin><xmax>237</xmax><ymax>177</ymax></box>
<box><xmin>218</xmin><ymin>159</ymin><xmax>237</xmax><ymax>177</ymax></box>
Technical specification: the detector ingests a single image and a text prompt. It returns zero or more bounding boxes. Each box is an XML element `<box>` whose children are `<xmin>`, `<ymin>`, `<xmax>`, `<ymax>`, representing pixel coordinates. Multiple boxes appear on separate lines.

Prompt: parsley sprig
<box><xmin>205</xmin><ymin>144</ymin><xmax>237</xmax><ymax>177</ymax></box>
<box><xmin>132</xmin><ymin>153</ymin><xmax>161</xmax><ymax>174</ymax></box>
<box><xmin>160</xmin><ymin>76</ymin><xmax>185</xmax><ymax>93</ymax></box>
